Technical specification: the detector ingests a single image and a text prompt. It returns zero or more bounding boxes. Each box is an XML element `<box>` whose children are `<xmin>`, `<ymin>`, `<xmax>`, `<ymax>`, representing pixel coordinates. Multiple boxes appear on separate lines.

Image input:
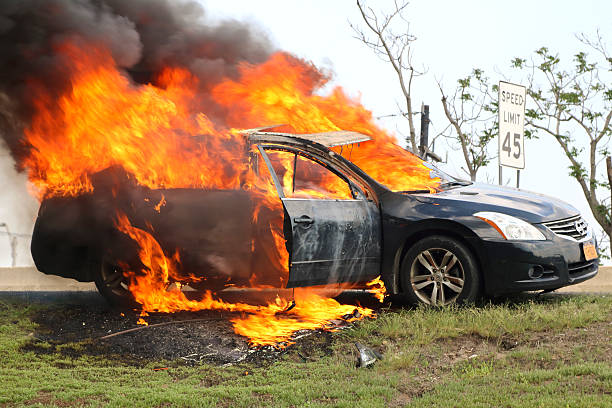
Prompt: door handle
<box><xmin>294</xmin><ymin>215</ymin><xmax>314</xmax><ymax>225</ymax></box>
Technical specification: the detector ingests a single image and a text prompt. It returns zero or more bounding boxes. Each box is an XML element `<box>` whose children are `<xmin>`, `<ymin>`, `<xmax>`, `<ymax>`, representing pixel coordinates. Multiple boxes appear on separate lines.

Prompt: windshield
<box><xmin>421</xmin><ymin>161</ymin><xmax>456</xmax><ymax>184</ymax></box>
<box><xmin>335</xmin><ymin>140</ymin><xmax>462</xmax><ymax>193</ymax></box>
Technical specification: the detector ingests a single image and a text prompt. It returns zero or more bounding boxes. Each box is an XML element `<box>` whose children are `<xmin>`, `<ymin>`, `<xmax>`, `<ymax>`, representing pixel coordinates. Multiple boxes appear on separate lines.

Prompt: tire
<box><xmin>93</xmin><ymin>253</ymin><xmax>137</xmax><ymax>307</ymax></box>
<box><xmin>400</xmin><ymin>235</ymin><xmax>481</xmax><ymax>306</ymax></box>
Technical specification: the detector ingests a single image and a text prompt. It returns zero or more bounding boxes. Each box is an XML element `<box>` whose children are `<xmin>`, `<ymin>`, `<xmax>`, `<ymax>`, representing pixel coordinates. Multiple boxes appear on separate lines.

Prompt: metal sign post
<box><xmin>419</xmin><ymin>104</ymin><xmax>429</xmax><ymax>159</ymax></box>
<box><xmin>498</xmin><ymin>81</ymin><xmax>526</xmax><ymax>187</ymax></box>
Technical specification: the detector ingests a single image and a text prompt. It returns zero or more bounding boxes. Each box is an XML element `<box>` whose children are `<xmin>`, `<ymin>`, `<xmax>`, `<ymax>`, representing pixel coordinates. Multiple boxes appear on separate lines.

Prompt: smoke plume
<box><xmin>0</xmin><ymin>0</ymin><xmax>274</xmax><ymax>162</ymax></box>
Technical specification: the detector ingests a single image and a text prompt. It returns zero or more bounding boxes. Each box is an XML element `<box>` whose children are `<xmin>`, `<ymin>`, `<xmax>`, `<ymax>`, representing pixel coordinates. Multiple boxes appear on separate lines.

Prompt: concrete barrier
<box><xmin>0</xmin><ymin>267</ymin><xmax>95</xmax><ymax>291</ymax></box>
<box><xmin>0</xmin><ymin>266</ymin><xmax>610</xmax><ymax>293</ymax></box>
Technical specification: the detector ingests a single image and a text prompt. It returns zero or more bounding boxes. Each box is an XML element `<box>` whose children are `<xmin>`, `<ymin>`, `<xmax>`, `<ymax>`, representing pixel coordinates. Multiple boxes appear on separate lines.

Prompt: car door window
<box><xmin>292</xmin><ymin>155</ymin><xmax>352</xmax><ymax>200</ymax></box>
<box><xmin>263</xmin><ymin>149</ymin><xmax>353</xmax><ymax>200</ymax></box>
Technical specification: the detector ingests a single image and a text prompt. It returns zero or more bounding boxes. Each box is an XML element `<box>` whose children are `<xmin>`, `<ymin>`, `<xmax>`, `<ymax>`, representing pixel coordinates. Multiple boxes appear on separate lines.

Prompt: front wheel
<box><xmin>400</xmin><ymin>235</ymin><xmax>481</xmax><ymax>306</ymax></box>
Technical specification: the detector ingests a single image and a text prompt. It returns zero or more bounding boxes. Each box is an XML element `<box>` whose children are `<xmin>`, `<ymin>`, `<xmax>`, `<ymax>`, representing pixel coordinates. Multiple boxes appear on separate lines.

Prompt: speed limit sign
<box><xmin>498</xmin><ymin>81</ymin><xmax>526</xmax><ymax>169</ymax></box>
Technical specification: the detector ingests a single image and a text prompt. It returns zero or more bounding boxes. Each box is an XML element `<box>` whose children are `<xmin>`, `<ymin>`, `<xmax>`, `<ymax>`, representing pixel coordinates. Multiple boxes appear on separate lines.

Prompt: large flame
<box><xmin>24</xmin><ymin>45</ymin><xmax>436</xmax><ymax>196</ymax></box>
<box><xmin>22</xmin><ymin>41</ymin><xmax>437</xmax><ymax>346</ymax></box>
<box><xmin>115</xmin><ymin>211</ymin><xmax>374</xmax><ymax>346</ymax></box>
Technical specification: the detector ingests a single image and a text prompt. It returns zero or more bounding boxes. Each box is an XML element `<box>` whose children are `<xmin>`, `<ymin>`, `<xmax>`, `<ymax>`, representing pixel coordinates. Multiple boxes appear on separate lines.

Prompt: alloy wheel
<box><xmin>409</xmin><ymin>248</ymin><xmax>465</xmax><ymax>306</ymax></box>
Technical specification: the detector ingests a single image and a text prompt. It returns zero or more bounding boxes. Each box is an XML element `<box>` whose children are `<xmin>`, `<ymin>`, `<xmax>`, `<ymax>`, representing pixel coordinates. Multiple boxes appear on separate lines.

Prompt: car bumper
<box><xmin>479</xmin><ymin>235</ymin><xmax>599</xmax><ymax>295</ymax></box>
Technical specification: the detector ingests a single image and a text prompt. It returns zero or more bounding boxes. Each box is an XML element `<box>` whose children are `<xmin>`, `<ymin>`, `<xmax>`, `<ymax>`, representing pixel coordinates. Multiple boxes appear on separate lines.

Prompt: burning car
<box><xmin>31</xmin><ymin>128</ymin><xmax>599</xmax><ymax>307</ymax></box>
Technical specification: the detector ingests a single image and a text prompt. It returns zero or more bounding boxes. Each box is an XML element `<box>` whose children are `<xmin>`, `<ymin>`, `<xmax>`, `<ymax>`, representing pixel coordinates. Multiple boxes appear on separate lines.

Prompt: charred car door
<box><xmin>258</xmin><ymin>145</ymin><xmax>381</xmax><ymax>287</ymax></box>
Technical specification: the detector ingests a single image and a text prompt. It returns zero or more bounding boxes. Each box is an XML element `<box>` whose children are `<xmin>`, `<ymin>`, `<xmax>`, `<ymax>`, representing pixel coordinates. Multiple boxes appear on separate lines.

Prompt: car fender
<box><xmin>382</xmin><ymin>217</ymin><xmax>487</xmax><ymax>295</ymax></box>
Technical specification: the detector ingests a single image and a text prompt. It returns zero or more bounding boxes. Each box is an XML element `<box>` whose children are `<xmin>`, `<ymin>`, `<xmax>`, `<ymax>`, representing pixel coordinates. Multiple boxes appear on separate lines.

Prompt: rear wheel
<box><xmin>400</xmin><ymin>235</ymin><xmax>481</xmax><ymax>306</ymax></box>
<box><xmin>93</xmin><ymin>254</ymin><xmax>136</xmax><ymax>307</ymax></box>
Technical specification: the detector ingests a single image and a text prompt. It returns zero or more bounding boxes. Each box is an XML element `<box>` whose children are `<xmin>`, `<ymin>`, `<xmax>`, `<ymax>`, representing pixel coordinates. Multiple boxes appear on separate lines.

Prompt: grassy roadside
<box><xmin>1</xmin><ymin>294</ymin><xmax>612</xmax><ymax>407</ymax></box>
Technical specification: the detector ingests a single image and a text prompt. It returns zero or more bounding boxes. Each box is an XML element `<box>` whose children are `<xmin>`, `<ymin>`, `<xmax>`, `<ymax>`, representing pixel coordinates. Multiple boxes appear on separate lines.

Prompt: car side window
<box><xmin>263</xmin><ymin>148</ymin><xmax>354</xmax><ymax>200</ymax></box>
<box><xmin>292</xmin><ymin>155</ymin><xmax>353</xmax><ymax>200</ymax></box>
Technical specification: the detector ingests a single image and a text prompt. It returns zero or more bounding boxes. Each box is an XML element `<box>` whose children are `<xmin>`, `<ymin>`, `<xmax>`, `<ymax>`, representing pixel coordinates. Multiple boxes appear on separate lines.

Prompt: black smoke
<box><xmin>0</xmin><ymin>0</ymin><xmax>274</xmax><ymax>162</ymax></box>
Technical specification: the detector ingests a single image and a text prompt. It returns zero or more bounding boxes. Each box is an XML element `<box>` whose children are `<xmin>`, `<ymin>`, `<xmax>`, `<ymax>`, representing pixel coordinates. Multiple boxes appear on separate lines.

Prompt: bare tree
<box><xmin>351</xmin><ymin>0</ymin><xmax>422</xmax><ymax>153</ymax></box>
<box><xmin>513</xmin><ymin>33</ymin><xmax>612</xmax><ymax>257</ymax></box>
<box><xmin>438</xmin><ymin>69</ymin><xmax>498</xmax><ymax>181</ymax></box>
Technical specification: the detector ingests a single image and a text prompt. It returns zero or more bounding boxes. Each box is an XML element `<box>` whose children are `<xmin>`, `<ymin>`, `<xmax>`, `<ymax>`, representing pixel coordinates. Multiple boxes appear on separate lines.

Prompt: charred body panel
<box><xmin>32</xmin><ymin>167</ymin><xmax>259</xmax><ymax>287</ymax></box>
<box><xmin>255</xmin><ymin>141</ymin><xmax>383</xmax><ymax>288</ymax></box>
<box><xmin>139</xmin><ymin>189</ymin><xmax>255</xmax><ymax>286</ymax></box>
<box><xmin>32</xmin><ymin>194</ymin><xmax>104</xmax><ymax>282</ymax></box>
<box><xmin>283</xmin><ymin>198</ymin><xmax>380</xmax><ymax>287</ymax></box>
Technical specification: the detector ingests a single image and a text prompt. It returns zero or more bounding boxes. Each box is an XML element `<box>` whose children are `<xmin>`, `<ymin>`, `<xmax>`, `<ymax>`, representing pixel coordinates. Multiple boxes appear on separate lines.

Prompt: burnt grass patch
<box><xmin>19</xmin><ymin>291</ymin><xmax>376</xmax><ymax>366</ymax></box>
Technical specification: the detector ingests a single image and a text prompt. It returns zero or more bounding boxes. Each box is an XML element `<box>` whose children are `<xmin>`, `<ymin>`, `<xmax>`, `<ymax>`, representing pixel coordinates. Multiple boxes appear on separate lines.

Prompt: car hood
<box><xmin>417</xmin><ymin>182</ymin><xmax>579</xmax><ymax>223</ymax></box>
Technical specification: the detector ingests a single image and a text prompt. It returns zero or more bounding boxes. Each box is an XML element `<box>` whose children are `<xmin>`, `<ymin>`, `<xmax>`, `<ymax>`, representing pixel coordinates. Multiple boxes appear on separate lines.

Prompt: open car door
<box><xmin>258</xmin><ymin>145</ymin><xmax>381</xmax><ymax>287</ymax></box>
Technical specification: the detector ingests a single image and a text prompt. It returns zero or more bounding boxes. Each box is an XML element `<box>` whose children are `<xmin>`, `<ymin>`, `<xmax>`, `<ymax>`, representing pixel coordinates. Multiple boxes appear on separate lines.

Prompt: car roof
<box><xmin>239</xmin><ymin>126</ymin><xmax>372</xmax><ymax>148</ymax></box>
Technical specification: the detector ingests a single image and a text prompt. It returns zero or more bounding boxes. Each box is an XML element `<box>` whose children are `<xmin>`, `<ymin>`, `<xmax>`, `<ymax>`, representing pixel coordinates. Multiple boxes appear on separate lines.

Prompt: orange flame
<box><xmin>116</xmin><ymin>212</ymin><xmax>373</xmax><ymax>346</ymax></box>
<box><xmin>24</xmin><ymin>46</ymin><xmax>437</xmax><ymax>197</ymax></box>
<box><xmin>22</xmin><ymin>41</ymin><xmax>438</xmax><ymax>346</ymax></box>
<box><xmin>153</xmin><ymin>194</ymin><xmax>166</xmax><ymax>213</ymax></box>
<box><xmin>366</xmin><ymin>277</ymin><xmax>387</xmax><ymax>303</ymax></box>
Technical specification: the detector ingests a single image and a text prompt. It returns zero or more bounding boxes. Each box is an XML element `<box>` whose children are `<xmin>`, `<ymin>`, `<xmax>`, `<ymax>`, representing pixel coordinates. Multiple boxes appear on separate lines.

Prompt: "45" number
<box><xmin>502</xmin><ymin>132</ymin><xmax>521</xmax><ymax>159</ymax></box>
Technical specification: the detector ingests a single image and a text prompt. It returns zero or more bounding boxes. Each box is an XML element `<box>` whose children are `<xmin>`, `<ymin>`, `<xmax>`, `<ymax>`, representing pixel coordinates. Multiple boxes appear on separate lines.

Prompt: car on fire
<box><xmin>31</xmin><ymin>129</ymin><xmax>600</xmax><ymax>306</ymax></box>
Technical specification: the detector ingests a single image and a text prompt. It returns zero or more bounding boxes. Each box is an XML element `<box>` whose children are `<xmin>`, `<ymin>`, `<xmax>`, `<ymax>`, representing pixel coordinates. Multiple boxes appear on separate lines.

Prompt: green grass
<box><xmin>411</xmin><ymin>362</ymin><xmax>612</xmax><ymax>407</ymax></box>
<box><xmin>347</xmin><ymin>294</ymin><xmax>611</xmax><ymax>345</ymax></box>
<box><xmin>1</xmin><ymin>294</ymin><xmax>612</xmax><ymax>407</ymax></box>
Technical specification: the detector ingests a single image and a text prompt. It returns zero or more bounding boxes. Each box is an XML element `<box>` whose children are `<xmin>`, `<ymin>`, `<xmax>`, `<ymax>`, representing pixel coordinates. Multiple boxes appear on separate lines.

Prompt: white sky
<box><xmin>1</xmin><ymin>0</ymin><xmax>610</xmax><ymax>265</ymax></box>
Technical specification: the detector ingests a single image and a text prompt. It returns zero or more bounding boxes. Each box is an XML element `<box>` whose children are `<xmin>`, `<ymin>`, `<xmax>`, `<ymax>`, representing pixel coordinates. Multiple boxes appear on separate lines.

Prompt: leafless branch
<box><xmin>352</xmin><ymin>0</ymin><xmax>421</xmax><ymax>153</ymax></box>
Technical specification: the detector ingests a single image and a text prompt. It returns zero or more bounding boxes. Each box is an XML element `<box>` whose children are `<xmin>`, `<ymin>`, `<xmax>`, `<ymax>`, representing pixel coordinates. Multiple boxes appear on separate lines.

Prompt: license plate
<box><xmin>583</xmin><ymin>241</ymin><xmax>598</xmax><ymax>261</ymax></box>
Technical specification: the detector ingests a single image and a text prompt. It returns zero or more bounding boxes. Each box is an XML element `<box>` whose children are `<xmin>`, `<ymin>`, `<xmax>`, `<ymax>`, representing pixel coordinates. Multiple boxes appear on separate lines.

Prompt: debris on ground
<box><xmin>355</xmin><ymin>342</ymin><xmax>383</xmax><ymax>368</ymax></box>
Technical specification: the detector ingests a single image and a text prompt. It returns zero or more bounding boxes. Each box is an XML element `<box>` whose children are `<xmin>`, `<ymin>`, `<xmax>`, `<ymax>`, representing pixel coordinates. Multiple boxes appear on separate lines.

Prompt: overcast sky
<box><xmin>1</xmin><ymin>0</ymin><xmax>610</xmax><ymax>265</ymax></box>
